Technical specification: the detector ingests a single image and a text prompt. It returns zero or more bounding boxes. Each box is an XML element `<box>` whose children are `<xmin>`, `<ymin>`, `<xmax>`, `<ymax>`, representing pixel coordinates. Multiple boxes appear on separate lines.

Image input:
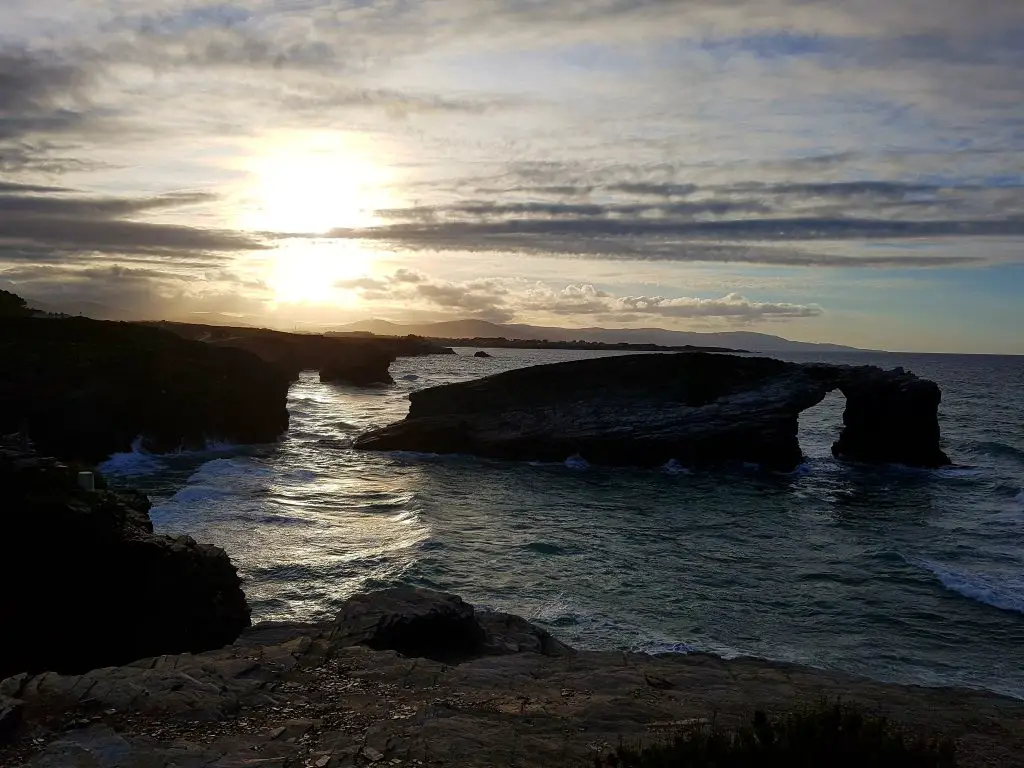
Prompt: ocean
<box><xmin>100</xmin><ymin>349</ymin><xmax>1024</xmax><ymax>698</ymax></box>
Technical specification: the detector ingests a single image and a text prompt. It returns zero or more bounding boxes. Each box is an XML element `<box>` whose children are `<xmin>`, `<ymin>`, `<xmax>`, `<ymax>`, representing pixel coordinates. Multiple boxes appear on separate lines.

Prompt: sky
<box><xmin>1</xmin><ymin>1</ymin><xmax>1022</xmax><ymax>352</ymax></box>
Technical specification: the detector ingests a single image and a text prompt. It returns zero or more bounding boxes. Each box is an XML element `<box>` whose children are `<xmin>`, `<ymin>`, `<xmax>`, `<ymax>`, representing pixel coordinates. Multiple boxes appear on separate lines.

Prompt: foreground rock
<box><xmin>3</xmin><ymin>587</ymin><xmax>1022</xmax><ymax>767</ymax></box>
<box><xmin>0</xmin><ymin>441</ymin><xmax>250</xmax><ymax>681</ymax></box>
<box><xmin>355</xmin><ymin>353</ymin><xmax>951</xmax><ymax>471</ymax></box>
<box><xmin>155</xmin><ymin>322</ymin><xmax>455</xmax><ymax>385</ymax></box>
<box><xmin>0</xmin><ymin>314</ymin><xmax>291</xmax><ymax>462</ymax></box>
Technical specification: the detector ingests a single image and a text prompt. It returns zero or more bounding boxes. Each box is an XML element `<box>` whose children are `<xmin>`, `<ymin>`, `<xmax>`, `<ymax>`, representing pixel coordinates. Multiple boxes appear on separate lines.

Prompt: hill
<box><xmin>335</xmin><ymin>318</ymin><xmax>863</xmax><ymax>353</ymax></box>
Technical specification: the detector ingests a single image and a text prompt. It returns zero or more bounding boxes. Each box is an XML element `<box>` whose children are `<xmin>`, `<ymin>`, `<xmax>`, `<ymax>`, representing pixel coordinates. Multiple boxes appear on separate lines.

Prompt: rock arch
<box><xmin>354</xmin><ymin>353</ymin><xmax>951</xmax><ymax>472</ymax></box>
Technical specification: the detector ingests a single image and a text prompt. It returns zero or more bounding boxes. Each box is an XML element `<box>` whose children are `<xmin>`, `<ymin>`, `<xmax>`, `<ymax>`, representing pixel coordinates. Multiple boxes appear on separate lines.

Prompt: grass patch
<box><xmin>595</xmin><ymin>703</ymin><xmax>956</xmax><ymax>767</ymax></box>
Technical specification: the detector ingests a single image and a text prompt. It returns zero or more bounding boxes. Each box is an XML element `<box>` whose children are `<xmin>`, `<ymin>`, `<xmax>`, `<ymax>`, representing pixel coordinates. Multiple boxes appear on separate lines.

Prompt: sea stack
<box><xmin>354</xmin><ymin>353</ymin><xmax>951</xmax><ymax>471</ymax></box>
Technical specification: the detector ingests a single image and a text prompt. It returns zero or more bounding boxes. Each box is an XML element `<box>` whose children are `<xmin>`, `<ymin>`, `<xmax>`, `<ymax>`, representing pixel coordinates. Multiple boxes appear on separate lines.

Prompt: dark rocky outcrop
<box><xmin>0</xmin><ymin>315</ymin><xmax>291</xmax><ymax>462</ymax></box>
<box><xmin>0</xmin><ymin>441</ymin><xmax>250</xmax><ymax>680</ymax></box>
<box><xmin>822</xmin><ymin>364</ymin><xmax>947</xmax><ymax>466</ymax></box>
<box><xmin>473</xmin><ymin>350</ymin><xmax>492</xmax><ymax>358</ymax></box>
<box><xmin>331</xmin><ymin>586</ymin><xmax>572</xmax><ymax>663</ymax></box>
<box><xmin>354</xmin><ymin>353</ymin><xmax>951</xmax><ymax>471</ymax></box>
<box><xmin>155</xmin><ymin>322</ymin><xmax>455</xmax><ymax>384</ymax></box>
<box><xmin>4</xmin><ymin>588</ymin><xmax>1023</xmax><ymax>767</ymax></box>
<box><xmin>320</xmin><ymin>347</ymin><xmax>396</xmax><ymax>386</ymax></box>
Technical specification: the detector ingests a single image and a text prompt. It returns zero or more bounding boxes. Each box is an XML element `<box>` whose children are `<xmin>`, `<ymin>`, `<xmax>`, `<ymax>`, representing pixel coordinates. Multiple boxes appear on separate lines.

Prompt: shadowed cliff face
<box><xmin>354</xmin><ymin>353</ymin><xmax>951</xmax><ymax>471</ymax></box>
<box><xmin>0</xmin><ymin>441</ymin><xmax>250</xmax><ymax>679</ymax></box>
<box><xmin>0</xmin><ymin>316</ymin><xmax>291</xmax><ymax>462</ymax></box>
<box><xmin>152</xmin><ymin>322</ymin><xmax>455</xmax><ymax>385</ymax></box>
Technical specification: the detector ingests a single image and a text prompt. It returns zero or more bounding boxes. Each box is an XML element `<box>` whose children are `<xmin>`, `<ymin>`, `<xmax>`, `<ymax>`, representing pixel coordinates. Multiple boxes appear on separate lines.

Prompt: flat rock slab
<box><xmin>4</xmin><ymin>623</ymin><xmax>1024</xmax><ymax>767</ymax></box>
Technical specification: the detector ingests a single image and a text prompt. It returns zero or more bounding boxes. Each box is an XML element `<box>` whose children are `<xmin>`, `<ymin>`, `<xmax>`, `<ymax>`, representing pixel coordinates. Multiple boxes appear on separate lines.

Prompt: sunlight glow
<box><xmin>268</xmin><ymin>239</ymin><xmax>376</xmax><ymax>305</ymax></box>
<box><xmin>240</xmin><ymin>130</ymin><xmax>395</xmax><ymax>235</ymax></box>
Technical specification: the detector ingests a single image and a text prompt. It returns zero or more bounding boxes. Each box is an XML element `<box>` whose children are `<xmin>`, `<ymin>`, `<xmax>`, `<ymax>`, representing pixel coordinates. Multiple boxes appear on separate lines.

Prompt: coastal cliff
<box><xmin>0</xmin><ymin>315</ymin><xmax>291</xmax><ymax>462</ymax></box>
<box><xmin>355</xmin><ymin>352</ymin><xmax>951</xmax><ymax>471</ymax></box>
<box><xmin>0</xmin><ymin>440</ymin><xmax>250</xmax><ymax>681</ymax></box>
<box><xmin>3</xmin><ymin>587</ymin><xmax>1022</xmax><ymax>767</ymax></box>
<box><xmin>153</xmin><ymin>322</ymin><xmax>455</xmax><ymax>385</ymax></box>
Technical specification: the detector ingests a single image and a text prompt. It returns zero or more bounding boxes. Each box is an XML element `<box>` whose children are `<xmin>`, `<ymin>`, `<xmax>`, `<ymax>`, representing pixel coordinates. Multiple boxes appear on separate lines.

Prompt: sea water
<box><xmin>100</xmin><ymin>349</ymin><xmax>1024</xmax><ymax>698</ymax></box>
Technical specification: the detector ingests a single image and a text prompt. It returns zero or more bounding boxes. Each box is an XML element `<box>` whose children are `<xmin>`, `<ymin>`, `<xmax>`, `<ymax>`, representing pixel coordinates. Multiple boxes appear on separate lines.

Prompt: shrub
<box><xmin>595</xmin><ymin>703</ymin><xmax>956</xmax><ymax>767</ymax></box>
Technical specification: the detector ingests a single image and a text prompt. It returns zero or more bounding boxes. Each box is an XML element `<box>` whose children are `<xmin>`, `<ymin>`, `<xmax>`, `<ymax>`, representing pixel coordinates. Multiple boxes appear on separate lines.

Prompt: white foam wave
<box><xmin>906</xmin><ymin>556</ymin><xmax>1024</xmax><ymax>614</ymax></box>
<box><xmin>564</xmin><ymin>453</ymin><xmax>590</xmax><ymax>470</ymax></box>
<box><xmin>630</xmin><ymin>636</ymin><xmax>743</xmax><ymax>658</ymax></box>
<box><xmin>934</xmin><ymin>466</ymin><xmax>985</xmax><ymax>479</ymax></box>
<box><xmin>662</xmin><ymin>459</ymin><xmax>692</xmax><ymax>475</ymax></box>
<box><xmin>98</xmin><ymin>437</ymin><xmax>163</xmax><ymax>477</ymax></box>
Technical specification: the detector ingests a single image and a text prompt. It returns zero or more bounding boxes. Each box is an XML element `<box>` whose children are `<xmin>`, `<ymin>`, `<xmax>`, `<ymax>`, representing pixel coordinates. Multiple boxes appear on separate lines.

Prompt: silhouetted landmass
<box><xmin>328</xmin><ymin>331</ymin><xmax>743</xmax><ymax>353</ymax></box>
<box><xmin>0</xmin><ymin>289</ymin><xmax>31</xmax><ymax>317</ymax></box>
<box><xmin>156</xmin><ymin>322</ymin><xmax>455</xmax><ymax>384</ymax></box>
<box><xmin>333</xmin><ymin>317</ymin><xmax>864</xmax><ymax>353</ymax></box>
<box><xmin>0</xmin><ymin>314</ymin><xmax>291</xmax><ymax>462</ymax></box>
<box><xmin>438</xmin><ymin>336</ymin><xmax>745</xmax><ymax>353</ymax></box>
<box><xmin>1</xmin><ymin>438</ymin><xmax>249</xmax><ymax>680</ymax></box>
<box><xmin>356</xmin><ymin>352</ymin><xmax>950</xmax><ymax>471</ymax></box>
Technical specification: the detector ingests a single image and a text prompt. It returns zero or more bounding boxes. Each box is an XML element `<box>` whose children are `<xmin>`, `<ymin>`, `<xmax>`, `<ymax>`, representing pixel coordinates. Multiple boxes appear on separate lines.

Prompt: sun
<box><xmin>239</xmin><ymin>130</ymin><xmax>394</xmax><ymax>235</ymax></box>
<box><xmin>267</xmin><ymin>239</ymin><xmax>376</xmax><ymax>305</ymax></box>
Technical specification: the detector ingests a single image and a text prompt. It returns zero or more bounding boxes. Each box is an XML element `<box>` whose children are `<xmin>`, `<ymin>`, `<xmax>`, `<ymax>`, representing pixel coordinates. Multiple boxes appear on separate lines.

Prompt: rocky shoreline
<box><xmin>3</xmin><ymin>587</ymin><xmax>1024</xmax><ymax>767</ymax></box>
<box><xmin>1</xmin><ymin>440</ymin><xmax>250</xmax><ymax>681</ymax></box>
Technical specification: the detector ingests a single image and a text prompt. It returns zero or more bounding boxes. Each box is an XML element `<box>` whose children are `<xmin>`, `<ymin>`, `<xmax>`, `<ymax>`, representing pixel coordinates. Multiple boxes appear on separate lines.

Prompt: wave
<box><xmin>1015</xmin><ymin>489</ymin><xmax>1024</xmax><ymax>508</ymax></box>
<box><xmin>98</xmin><ymin>437</ymin><xmax>164</xmax><ymax>477</ymax></box>
<box><xmin>905</xmin><ymin>556</ymin><xmax>1024</xmax><ymax>614</ymax></box>
<box><xmin>933</xmin><ymin>466</ymin><xmax>985</xmax><ymax>479</ymax></box>
<box><xmin>632</xmin><ymin>640</ymin><xmax>700</xmax><ymax>655</ymax></box>
<box><xmin>662</xmin><ymin>459</ymin><xmax>693</xmax><ymax>475</ymax></box>
<box><xmin>99</xmin><ymin>435</ymin><xmax>252</xmax><ymax>477</ymax></box>
<box><xmin>630</xmin><ymin>636</ymin><xmax>743</xmax><ymax>658</ymax></box>
<box><xmin>972</xmin><ymin>440</ymin><xmax>1024</xmax><ymax>463</ymax></box>
<box><xmin>564</xmin><ymin>454</ymin><xmax>590</xmax><ymax>470</ymax></box>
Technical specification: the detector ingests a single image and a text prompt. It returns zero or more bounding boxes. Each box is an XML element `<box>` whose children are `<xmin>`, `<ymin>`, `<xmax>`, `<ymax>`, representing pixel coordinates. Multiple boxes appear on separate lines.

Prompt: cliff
<box><xmin>153</xmin><ymin>322</ymin><xmax>455</xmax><ymax>385</ymax></box>
<box><xmin>354</xmin><ymin>352</ymin><xmax>951</xmax><ymax>471</ymax></box>
<box><xmin>0</xmin><ymin>315</ymin><xmax>291</xmax><ymax>462</ymax></box>
<box><xmin>3</xmin><ymin>587</ymin><xmax>1021</xmax><ymax>767</ymax></box>
<box><xmin>0</xmin><ymin>440</ymin><xmax>250</xmax><ymax>681</ymax></box>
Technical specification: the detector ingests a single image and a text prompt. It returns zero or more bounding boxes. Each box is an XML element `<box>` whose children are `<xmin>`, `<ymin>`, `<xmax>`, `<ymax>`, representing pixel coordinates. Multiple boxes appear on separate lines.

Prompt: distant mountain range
<box><xmin>334</xmin><ymin>318</ymin><xmax>863</xmax><ymax>353</ymax></box>
<box><xmin>19</xmin><ymin>292</ymin><xmax>862</xmax><ymax>353</ymax></box>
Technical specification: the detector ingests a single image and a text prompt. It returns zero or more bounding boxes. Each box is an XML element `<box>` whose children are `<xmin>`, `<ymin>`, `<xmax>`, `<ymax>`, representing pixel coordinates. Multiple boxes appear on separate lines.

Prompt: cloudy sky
<box><xmin>1</xmin><ymin>1</ymin><xmax>1022</xmax><ymax>352</ymax></box>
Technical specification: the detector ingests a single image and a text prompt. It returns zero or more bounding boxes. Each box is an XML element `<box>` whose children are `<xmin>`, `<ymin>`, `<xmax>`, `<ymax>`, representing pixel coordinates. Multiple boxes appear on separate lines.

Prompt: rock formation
<box><xmin>0</xmin><ymin>440</ymin><xmax>250</xmax><ymax>680</ymax></box>
<box><xmin>473</xmin><ymin>350</ymin><xmax>492</xmax><ymax>358</ymax></box>
<box><xmin>4</xmin><ymin>587</ymin><xmax>1022</xmax><ymax>767</ymax></box>
<box><xmin>154</xmin><ymin>321</ymin><xmax>455</xmax><ymax>384</ymax></box>
<box><xmin>354</xmin><ymin>353</ymin><xmax>951</xmax><ymax>471</ymax></box>
<box><xmin>332</xmin><ymin>587</ymin><xmax>572</xmax><ymax>662</ymax></box>
<box><xmin>320</xmin><ymin>347</ymin><xmax>397</xmax><ymax>386</ymax></box>
<box><xmin>0</xmin><ymin>315</ymin><xmax>291</xmax><ymax>462</ymax></box>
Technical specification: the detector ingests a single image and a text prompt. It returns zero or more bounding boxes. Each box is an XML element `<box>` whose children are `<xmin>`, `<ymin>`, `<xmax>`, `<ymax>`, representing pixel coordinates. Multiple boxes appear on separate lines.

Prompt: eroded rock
<box><xmin>3</xmin><ymin>588</ymin><xmax>1023</xmax><ymax>768</ymax></box>
<box><xmin>0</xmin><ymin>314</ymin><xmax>291</xmax><ymax>462</ymax></box>
<box><xmin>354</xmin><ymin>352</ymin><xmax>951</xmax><ymax>471</ymax></box>
<box><xmin>0</xmin><ymin>441</ymin><xmax>250</xmax><ymax>680</ymax></box>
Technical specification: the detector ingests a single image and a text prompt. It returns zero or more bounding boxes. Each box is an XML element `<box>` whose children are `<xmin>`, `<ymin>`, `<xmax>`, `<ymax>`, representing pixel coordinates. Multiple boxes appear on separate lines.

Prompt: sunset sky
<box><xmin>1</xmin><ymin>1</ymin><xmax>1022</xmax><ymax>352</ymax></box>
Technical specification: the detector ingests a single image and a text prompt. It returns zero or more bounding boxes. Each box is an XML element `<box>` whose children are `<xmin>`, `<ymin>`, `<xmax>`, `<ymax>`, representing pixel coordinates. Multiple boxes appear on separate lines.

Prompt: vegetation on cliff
<box><xmin>597</xmin><ymin>704</ymin><xmax>956</xmax><ymax>767</ymax></box>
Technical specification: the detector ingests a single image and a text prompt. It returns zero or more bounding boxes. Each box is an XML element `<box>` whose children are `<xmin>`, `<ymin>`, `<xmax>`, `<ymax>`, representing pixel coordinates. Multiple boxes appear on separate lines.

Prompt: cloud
<box><xmin>337</xmin><ymin>269</ymin><xmax>823</xmax><ymax>325</ymax></box>
<box><xmin>0</xmin><ymin>184</ymin><xmax>266</xmax><ymax>263</ymax></box>
<box><xmin>0</xmin><ymin>261</ymin><xmax>270</xmax><ymax>321</ymax></box>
